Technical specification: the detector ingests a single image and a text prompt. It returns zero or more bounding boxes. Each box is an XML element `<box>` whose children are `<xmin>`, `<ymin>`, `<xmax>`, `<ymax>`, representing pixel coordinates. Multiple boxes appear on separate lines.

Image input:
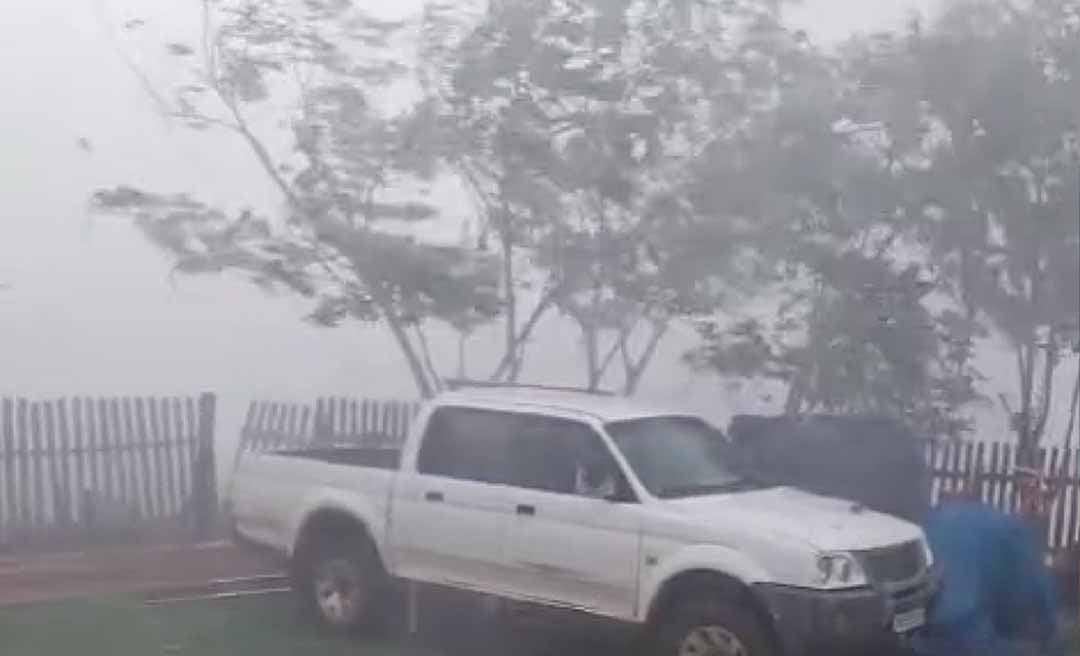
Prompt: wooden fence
<box><xmin>927</xmin><ymin>439</ymin><xmax>1080</xmax><ymax>550</ymax></box>
<box><xmin>237</xmin><ymin>397</ymin><xmax>420</xmax><ymax>455</ymax></box>
<box><xmin>0</xmin><ymin>394</ymin><xmax>218</xmax><ymax>552</ymax></box>
<box><xmin>238</xmin><ymin>396</ymin><xmax>1080</xmax><ymax>551</ymax></box>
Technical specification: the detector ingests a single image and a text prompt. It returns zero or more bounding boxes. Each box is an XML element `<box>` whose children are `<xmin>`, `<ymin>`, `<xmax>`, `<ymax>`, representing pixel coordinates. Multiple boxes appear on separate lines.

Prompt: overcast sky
<box><xmin>4</xmin><ymin>0</ymin><xmax>1073</xmax><ymax>463</ymax></box>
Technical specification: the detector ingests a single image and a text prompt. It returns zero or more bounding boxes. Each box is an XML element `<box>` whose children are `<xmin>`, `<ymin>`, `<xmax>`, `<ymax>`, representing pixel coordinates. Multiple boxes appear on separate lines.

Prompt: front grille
<box><xmin>857</xmin><ymin>540</ymin><xmax>925</xmax><ymax>584</ymax></box>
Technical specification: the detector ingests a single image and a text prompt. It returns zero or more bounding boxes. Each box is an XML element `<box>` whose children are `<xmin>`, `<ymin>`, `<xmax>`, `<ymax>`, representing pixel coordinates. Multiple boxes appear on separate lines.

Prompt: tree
<box><xmin>681</xmin><ymin>8</ymin><xmax>986</xmax><ymax>437</ymax></box>
<box><xmin>847</xmin><ymin>0</ymin><xmax>1080</xmax><ymax>459</ymax></box>
<box><xmin>91</xmin><ymin>0</ymin><xmax>502</xmax><ymax>399</ymax></box>
<box><xmin>438</xmin><ymin>0</ymin><xmax>806</xmax><ymax>393</ymax></box>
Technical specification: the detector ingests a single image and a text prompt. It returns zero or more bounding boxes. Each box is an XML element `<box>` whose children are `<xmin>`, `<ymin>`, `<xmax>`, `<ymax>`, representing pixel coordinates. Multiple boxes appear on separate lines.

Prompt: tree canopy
<box><xmin>92</xmin><ymin>0</ymin><xmax>1078</xmax><ymax>443</ymax></box>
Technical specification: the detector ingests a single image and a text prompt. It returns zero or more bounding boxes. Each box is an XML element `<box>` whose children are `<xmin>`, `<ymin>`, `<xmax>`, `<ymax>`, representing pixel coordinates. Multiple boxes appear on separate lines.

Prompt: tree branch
<box><xmin>488</xmin><ymin>281</ymin><xmax>566</xmax><ymax>382</ymax></box>
<box><xmin>595</xmin><ymin>332</ymin><xmax>624</xmax><ymax>383</ymax></box>
<box><xmin>414</xmin><ymin>323</ymin><xmax>445</xmax><ymax>393</ymax></box>
<box><xmin>622</xmin><ymin>320</ymin><xmax>668</xmax><ymax>396</ymax></box>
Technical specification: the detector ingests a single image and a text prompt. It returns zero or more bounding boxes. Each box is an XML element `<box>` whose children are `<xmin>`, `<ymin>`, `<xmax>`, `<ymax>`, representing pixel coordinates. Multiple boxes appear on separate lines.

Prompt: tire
<box><xmin>294</xmin><ymin>530</ymin><xmax>387</xmax><ymax>634</ymax></box>
<box><xmin>651</xmin><ymin>598</ymin><xmax>777</xmax><ymax>656</ymax></box>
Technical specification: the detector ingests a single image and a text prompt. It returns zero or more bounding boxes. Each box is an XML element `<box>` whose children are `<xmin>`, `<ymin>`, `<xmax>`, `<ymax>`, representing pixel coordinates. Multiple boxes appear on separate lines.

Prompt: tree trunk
<box><xmin>488</xmin><ymin>283</ymin><xmax>563</xmax><ymax>383</ymax></box>
<box><xmin>621</xmin><ymin>321</ymin><xmax>668</xmax><ymax>396</ymax></box>
<box><xmin>499</xmin><ymin>209</ymin><xmax>518</xmax><ymax>382</ymax></box>
<box><xmin>585</xmin><ymin>325</ymin><xmax>601</xmax><ymax>391</ymax></box>
<box><xmin>784</xmin><ymin>374</ymin><xmax>806</xmax><ymax>415</ymax></box>
<box><xmin>367</xmin><ymin>284</ymin><xmax>435</xmax><ymax>399</ymax></box>
<box><xmin>457</xmin><ymin>331</ymin><xmax>468</xmax><ymax>379</ymax></box>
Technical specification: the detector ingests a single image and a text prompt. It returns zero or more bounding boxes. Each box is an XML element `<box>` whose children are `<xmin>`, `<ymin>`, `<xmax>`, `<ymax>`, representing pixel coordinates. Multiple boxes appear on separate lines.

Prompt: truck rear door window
<box><xmin>417</xmin><ymin>407</ymin><xmax>516</xmax><ymax>484</ymax></box>
<box><xmin>508</xmin><ymin>415</ymin><xmax>620</xmax><ymax>497</ymax></box>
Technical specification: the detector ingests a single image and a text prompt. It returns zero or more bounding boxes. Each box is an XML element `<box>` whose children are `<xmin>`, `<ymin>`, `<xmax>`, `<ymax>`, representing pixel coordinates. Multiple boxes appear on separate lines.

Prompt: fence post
<box><xmin>2</xmin><ymin>399</ymin><xmax>15</xmax><ymax>544</ymax></box>
<box><xmin>193</xmin><ymin>393</ymin><xmax>218</xmax><ymax>541</ymax></box>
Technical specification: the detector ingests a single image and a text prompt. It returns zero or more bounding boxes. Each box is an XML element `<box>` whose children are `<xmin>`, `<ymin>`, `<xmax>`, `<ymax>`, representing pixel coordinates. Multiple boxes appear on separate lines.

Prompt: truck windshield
<box><xmin>606</xmin><ymin>416</ymin><xmax>762</xmax><ymax>499</ymax></box>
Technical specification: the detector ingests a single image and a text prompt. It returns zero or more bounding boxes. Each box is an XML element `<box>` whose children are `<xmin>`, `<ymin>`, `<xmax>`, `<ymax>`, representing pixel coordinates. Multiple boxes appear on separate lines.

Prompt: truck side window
<box><xmin>417</xmin><ymin>407</ymin><xmax>515</xmax><ymax>484</ymax></box>
<box><xmin>509</xmin><ymin>415</ymin><xmax>620</xmax><ymax>498</ymax></box>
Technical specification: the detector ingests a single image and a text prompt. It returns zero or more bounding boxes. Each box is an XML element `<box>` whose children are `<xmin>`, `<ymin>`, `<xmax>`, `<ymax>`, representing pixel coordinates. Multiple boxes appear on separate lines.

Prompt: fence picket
<box><xmin>1064</xmin><ymin>448</ymin><xmax>1077</xmax><ymax>548</ymax></box>
<box><xmin>133</xmin><ymin>398</ymin><xmax>155</xmax><ymax>519</ymax></box>
<box><xmin>44</xmin><ymin>401</ymin><xmax>67</xmax><ymax>528</ymax></box>
<box><xmin>161</xmin><ymin>399</ymin><xmax>179</xmax><ymax>517</ymax></box>
<box><xmin>55</xmin><ymin>400</ymin><xmax>73</xmax><ymax>528</ymax></box>
<box><xmin>179</xmin><ymin>398</ymin><xmax>196</xmax><ymax>511</ymax></box>
<box><xmin>193</xmin><ymin>394</ymin><xmax>218</xmax><ymax>540</ymax></box>
<box><xmin>988</xmin><ymin>442</ymin><xmax>1002</xmax><ymax>510</ymax></box>
<box><xmin>1047</xmin><ymin>448</ymin><xmax>1060</xmax><ymax>548</ymax></box>
<box><xmin>16</xmin><ymin>400</ymin><xmax>30</xmax><ymax>529</ymax></box>
<box><xmin>973</xmin><ymin>441</ymin><xmax>986</xmax><ymax>502</ymax></box>
<box><xmin>96</xmin><ymin>399</ymin><xmax>115</xmax><ymax>507</ymax></box>
<box><xmin>2</xmin><ymin>399</ymin><xmax>15</xmax><ymax>533</ymax></box>
<box><xmin>70</xmin><ymin>398</ymin><xmax>87</xmax><ymax>525</ymax></box>
<box><xmin>286</xmin><ymin>402</ymin><xmax>297</xmax><ymax>445</ymax></box>
<box><xmin>108</xmin><ymin>399</ymin><xmax>129</xmax><ymax>509</ymax></box>
<box><xmin>359</xmin><ymin>399</ymin><xmax>370</xmax><ymax>438</ymax></box>
<box><xmin>122</xmin><ymin>399</ymin><xmax>140</xmax><ymax>518</ymax></box>
<box><xmin>1003</xmin><ymin>442</ymin><xmax>1014</xmax><ymax>511</ymax></box>
<box><xmin>145</xmin><ymin>398</ymin><xmax>167</xmax><ymax>518</ymax></box>
<box><xmin>29</xmin><ymin>403</ymin><xmax>45</xmax><ymax>534</ymax></box>
<box><xmin>347</xmin><ymin>399</ymin><xmax>358</xmax><ymax>440</ymax></box>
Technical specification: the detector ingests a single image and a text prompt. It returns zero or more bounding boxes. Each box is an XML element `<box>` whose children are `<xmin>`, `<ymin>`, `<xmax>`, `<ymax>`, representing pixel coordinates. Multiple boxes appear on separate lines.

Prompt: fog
<box><xmin>1</xmin><ymin>0</ymin><xmax>1076</xmax><ymax>486</ymax></box>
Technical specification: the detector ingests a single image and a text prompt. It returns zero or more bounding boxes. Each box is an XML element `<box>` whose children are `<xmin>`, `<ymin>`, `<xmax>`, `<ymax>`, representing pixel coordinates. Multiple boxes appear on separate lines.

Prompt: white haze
<box><xmin>1</xmin><ymin>0</ymin><xmax>1075</xmax><ymax>483</ymax></box>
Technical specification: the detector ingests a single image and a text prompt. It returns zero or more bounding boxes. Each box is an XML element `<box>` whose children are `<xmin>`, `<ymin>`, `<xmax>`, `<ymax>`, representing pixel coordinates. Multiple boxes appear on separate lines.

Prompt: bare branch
<box><xmin>488</xmin><ymin>281</ymin><xmax>567</xmax><ymax>382</ymax></box>
<box><xmin>621</xmin><ymin>320</ymin><xmax>669</xmax><ymax>396</ymax></box>
<box><xmin>414</xmin><ymin>323</ymin><xmax>445</xmax><ymax>393</ymax></box>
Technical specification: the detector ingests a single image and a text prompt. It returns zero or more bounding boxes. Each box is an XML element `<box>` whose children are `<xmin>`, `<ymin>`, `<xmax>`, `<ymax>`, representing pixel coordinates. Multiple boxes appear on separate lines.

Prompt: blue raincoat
<box><xmin>912</xmin><ymin>501</ymin><xmax>1062</xmax><ymax>656</ymax></box>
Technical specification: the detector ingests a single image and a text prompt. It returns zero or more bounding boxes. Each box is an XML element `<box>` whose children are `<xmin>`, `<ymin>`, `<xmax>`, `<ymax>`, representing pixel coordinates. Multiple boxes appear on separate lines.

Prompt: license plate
<box><xmin>892</xmin><ymin>607</ymin><xmax>926</xmax><ymax>634</ymax></box>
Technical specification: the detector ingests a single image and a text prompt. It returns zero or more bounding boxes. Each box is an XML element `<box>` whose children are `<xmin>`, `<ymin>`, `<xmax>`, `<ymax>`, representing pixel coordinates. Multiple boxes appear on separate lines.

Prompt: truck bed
<box><xmin>269</xmin><ymin>446</ymin><xmax>401</xmax><ymax>470</ymax></box>
<box><xmin>229</xmin><ymin>445</ymin><xmax>401</xmax><ymax>555</ymax></box>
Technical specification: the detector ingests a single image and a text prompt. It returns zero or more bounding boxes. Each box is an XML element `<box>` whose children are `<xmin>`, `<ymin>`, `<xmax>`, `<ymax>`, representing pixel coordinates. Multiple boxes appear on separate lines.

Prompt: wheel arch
<box><xmin>291</xmin><ymin>506</ymin><xmax>383</xmax><ymax>576</ymax></box>
<box><xmin>645</xmin><ymin>568</ymin><xmax>781</xmax><ymax>652</ymax></box>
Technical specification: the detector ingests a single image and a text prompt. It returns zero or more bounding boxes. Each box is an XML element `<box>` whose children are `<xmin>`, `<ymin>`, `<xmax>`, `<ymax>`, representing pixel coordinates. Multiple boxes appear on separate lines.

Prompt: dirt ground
<box><xmin>0</xmin><ymin>541</ymin><xmax>281</xmax><ymax>606</ymax></box>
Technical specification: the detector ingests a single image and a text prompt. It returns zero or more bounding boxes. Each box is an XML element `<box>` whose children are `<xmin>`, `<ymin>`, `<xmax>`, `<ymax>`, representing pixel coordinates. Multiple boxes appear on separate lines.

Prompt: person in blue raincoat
<box><xmin>912</xmin><ymin>497</ymin><xmax>1063</xmax><ymax>656</ymax></box>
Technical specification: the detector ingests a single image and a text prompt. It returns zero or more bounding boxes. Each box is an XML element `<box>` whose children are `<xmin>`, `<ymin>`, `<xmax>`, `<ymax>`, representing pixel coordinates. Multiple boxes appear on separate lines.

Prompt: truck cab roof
<box><xmin>432</xmin><ymin>387</ymin><xmax>684</xmax><ymax>423</ymax></box>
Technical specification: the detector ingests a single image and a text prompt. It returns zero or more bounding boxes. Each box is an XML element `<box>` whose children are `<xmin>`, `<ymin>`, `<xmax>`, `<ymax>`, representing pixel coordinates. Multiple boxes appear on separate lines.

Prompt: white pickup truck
<box><xmin>229</xmin><ymin>386</ymin><xmax>938</xmax><ymax>656</ymax></box>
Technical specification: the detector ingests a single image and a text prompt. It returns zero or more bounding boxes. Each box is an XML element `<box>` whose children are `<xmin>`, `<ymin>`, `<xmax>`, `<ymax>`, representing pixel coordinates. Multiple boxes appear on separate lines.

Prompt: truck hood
<box><xmin>663</xmin><ymin>486</ymin><xmax>923</xmax><ymax>552</ymax></box>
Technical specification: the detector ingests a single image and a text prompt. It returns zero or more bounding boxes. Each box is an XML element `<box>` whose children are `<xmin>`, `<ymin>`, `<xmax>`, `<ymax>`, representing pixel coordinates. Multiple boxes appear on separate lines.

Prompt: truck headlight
<box><xmin>815</xmin><ymin>552</ymin><xmax>868</xmax><ymax>589</ymax></box>
<box><xmin>921</xmin><ymin>538</ymin><xmax>935</xmax><ymax>568</ymax></box>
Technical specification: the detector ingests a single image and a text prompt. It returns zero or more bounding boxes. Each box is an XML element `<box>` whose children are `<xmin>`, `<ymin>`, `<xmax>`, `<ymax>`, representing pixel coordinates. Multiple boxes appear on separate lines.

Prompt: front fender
<box><xmin>638</xmin><ymin>542</ymin><xmax>776</xmax><ymax>621</ymax></box>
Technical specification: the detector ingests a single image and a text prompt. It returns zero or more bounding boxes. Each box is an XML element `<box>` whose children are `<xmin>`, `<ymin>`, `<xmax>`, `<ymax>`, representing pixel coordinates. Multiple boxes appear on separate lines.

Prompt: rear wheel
<box><xmin>295</xmin><ymin>532</ymin><xmax>385</xmax><ymax>633</ymax></box>
<box><xmin>652</xmin><ymin>599</ymin><xmax>776</xmax><ymax>656</ymax></box>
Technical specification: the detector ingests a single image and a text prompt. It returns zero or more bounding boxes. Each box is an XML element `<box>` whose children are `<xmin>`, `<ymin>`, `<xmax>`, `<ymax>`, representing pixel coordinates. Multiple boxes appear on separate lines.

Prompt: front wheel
<box><xmin>651</xmin><ymin>599</ymin><xmax>777</xmax><ymax>656</ymax></box>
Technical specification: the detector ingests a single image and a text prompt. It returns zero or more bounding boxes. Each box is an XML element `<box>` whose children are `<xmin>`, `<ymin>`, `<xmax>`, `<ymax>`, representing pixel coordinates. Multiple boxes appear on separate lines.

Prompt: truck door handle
<box><xmin>425</xmin><ymin>491</ymin><xmax>444</xmax><ymax>503</ymax></box>
<box><xmin>516</xmin><ymin>504</ymin><xmax>536</xmax><ymax>516</ymax></box>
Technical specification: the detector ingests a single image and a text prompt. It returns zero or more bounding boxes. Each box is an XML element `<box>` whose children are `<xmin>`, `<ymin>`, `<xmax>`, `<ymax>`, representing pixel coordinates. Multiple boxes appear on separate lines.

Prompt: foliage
<box><xmin>434</xmin><ymin>0</ymin><xmax>813</xmax><ymax>392</ymax></box>
<box><xmin>842</xmin><ymin>0</ymin><xmax>1080</xmax><ymax>454</ymax></box>
<box><xmin>677</xmin><ymin>11</ymin><xmax>978</xmax><ymax>438</ymax></box>
<box><xmin>92</xmin><ymin>0</ymin><xmax>502</xmax><ymax>398</ymax></box>
<box><xmin>92</xmin><ymin>0</ymin><xmax>1077</xmax><ymax>424</ymax></box>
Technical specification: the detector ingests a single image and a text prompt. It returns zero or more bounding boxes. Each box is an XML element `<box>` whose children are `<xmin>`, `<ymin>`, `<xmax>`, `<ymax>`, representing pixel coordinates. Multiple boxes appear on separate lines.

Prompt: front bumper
<box><xmin>754</xmin><ymin>566</ymin><xmax>941</xmax><ymax>656</ymax></box>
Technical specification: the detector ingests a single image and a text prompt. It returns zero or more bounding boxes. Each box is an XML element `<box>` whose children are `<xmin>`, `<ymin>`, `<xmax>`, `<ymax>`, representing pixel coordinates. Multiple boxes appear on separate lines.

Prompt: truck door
<box><xmin>502</xmin><ymin>414</ymin><xmax>642</xmax><ymax>620</ymax></box>
<box><xmin>389</xmin><ymin>407</ymin><xmax>516</xmax><ymax>595</ymax></box>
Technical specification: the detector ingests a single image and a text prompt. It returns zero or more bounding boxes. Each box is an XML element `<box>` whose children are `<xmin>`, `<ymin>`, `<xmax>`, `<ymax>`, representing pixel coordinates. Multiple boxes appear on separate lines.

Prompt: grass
<box><xmin>0</xmin><ymin>593</ymin><xmax>432</xmax><ymax>656</ymax></box>
<box><xmin>2</xmin><ymin>594</ymin><xmax>1079</xmax><ymax>656</ymax></box>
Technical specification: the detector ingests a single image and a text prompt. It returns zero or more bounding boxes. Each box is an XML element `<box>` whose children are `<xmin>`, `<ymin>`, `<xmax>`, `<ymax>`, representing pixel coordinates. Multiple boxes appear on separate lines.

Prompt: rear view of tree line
<box><xmin>94</xmin><ymin>0</ymin><xmax>1079</xmax><ymax>460</ymax></box>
